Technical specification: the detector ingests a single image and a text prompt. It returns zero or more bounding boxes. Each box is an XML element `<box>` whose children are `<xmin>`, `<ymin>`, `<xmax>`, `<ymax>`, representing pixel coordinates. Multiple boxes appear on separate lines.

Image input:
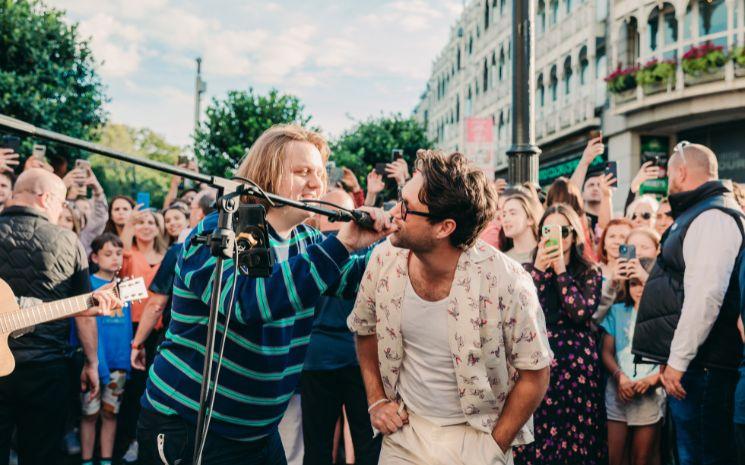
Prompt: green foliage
<box><xmin>635</xmin><ymin>60</ymin><xmax>676</xmax><ymax>86</ymax></box>
<box><xmin>89</xmin><ymin>123</ymin><xmax>183</xmax><ymax>208</ymax></box>
<box><xmin>0</xmin><ymin>0</ymin><xmax>108</xmax><ymax>165</ymax></box>
<box><xmin>733</xmin><ymin>46</ymin><xmax>745</xmax><ymax>67</ymax></box>
<box><xmin>330</xmin><ymin>114</ymin><xmax>433</xmax><ymax>199</ymax></box>
<box><xmin>194</xmin><ymin>88</ymin><xmax>314</xmax><ymax>176</ymax></box>
<box><xmin>604</xmin><ymin>66</ymin><xmax>638</xmax><ymax>94</ymax></box>
<box><xmin>681</xmin><ymin>42</ymin><xmax>727</xmax><ymax>75</ymax></box>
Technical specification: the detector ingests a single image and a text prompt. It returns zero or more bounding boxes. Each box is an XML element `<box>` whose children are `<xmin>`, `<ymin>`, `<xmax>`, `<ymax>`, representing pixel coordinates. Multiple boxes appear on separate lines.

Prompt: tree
<box><xmin>0</xmin><ymin>0</ymin><xmax>108</xmax><ymax>167</ymax></box>
<box><xmin>331</xmin><ymin>114</ymin><xmax>433</xmax><ymax>195</ymax></box>
<box><xmin>194</xmin><ymin>88</ymin><xmax>314</xmax><ymax>176</ymax></box>
<box><xmin>89</xmin><ymin>123</ymin><xmax>183</xmax><ymax>208</ymax></box>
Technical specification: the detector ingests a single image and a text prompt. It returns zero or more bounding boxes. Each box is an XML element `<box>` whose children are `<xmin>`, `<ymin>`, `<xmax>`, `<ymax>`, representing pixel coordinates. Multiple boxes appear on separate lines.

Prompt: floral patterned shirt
<box><xmin>347</xmin><ymin>239</ymin><xmax>553</xmax><ymax>445</ymax></box>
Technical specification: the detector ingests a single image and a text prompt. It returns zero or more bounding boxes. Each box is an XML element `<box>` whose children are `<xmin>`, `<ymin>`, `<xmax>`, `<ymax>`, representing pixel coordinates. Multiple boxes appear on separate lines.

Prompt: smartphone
<box><xmin>618</xmin><ymin>244</ymin><xmax>636</xmax><ymax>261</ymax></box>
<box><xmin>136</xmin><ymin>192</ymin><xmax>151</xmax><ymax>210</ymax></box>
<box><xmin>589</xmin><ymin>129</ymin><xmax>602</xmax><ymax>139</ymax></box>
<box><xmin>32</xmin><ymin>144</ymin><xmax>47</xmax><ymax>163</ymax></box>
<box><xmin>375</xmin><ymin>162</ymin><xmax>387</xmax><ymax>177</ymax></box>
<box><xmin>605</xmin><ymin>161</ymin><xmax>618</xmax><ymax>186</ymax></box>
<box><xmin>0</xmin><ymin>135</ymin><xmax>20</xmax><ymax>152</ymax></box>
<box><xmin>542</xmin><ymin>224</ymin><xmax>562</xmax><ymax>250</ymax></box>
<box><xmin>74</xmin><ymin>159</ymin><xmax>90</xmax><ymax>188</ymax></box>
<box><xmin>391</xmin><ymin>149</ymin><xmax>404</xmax><ymax>161</ymax></box>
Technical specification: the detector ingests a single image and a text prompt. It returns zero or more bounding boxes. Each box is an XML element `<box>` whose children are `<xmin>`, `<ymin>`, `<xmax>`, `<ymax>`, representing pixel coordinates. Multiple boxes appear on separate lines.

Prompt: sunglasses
<box><xmin>560</xmin><ymin>225</ymin><xmax>574</xmax><ymax>238</ymax></box>
<box><xmin>674</xmin><ymin>140</ymin><xmax>691</xmax><ymax>157</ymax></box>
<box><xmin>632</xmin><ymin>212</ymin><xmax>652</xmax><ymax>221</ymax></box>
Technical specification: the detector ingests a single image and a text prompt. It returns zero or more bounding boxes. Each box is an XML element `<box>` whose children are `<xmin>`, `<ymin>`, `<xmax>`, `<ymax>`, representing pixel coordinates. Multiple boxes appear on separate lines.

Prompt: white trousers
<box><xmin>278</xmin><ymin>394</ymin><xmax>304</xmax><ymax>465</ymax></box>
<box><xmin>378</xmin><ymin>411</ymin><xmax>513</xmax><ymax>465</ymax></box>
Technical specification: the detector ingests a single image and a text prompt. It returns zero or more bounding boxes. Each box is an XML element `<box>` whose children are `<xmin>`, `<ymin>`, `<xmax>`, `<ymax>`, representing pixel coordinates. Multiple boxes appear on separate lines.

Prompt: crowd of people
<box><xmin>0</xmin><ymin>126</ymin><xmax>742</xmax><ymax>465</ymax></box>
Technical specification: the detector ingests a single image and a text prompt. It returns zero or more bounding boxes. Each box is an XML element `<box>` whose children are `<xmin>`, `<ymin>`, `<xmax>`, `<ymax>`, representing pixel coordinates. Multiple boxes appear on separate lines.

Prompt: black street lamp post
<box><xmin>507</xmin><ymin>0</ymin><xmax>541</xmax><ymax>184</ymax></box>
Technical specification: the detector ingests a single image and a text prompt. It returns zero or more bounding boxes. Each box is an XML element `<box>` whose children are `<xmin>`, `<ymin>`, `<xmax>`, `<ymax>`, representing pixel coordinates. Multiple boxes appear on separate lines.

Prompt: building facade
<box><xmin>414</xmin><ymin>0</ymin><xmax>745</xmax><ymax>207</ymax></box>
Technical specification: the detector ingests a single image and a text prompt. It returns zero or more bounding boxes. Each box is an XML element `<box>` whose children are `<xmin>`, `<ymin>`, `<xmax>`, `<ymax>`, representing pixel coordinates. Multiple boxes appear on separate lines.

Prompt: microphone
<box><xmin>350</xmin><ymin>209</ymin><xmax>376</xmax><ymax>230</ymax></box>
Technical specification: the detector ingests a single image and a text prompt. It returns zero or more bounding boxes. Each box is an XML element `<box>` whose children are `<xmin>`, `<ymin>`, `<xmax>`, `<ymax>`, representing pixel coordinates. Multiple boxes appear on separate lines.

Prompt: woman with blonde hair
<box><xmin>498</xmin><ymin>190</ymin><xmax>544</xmax><ymax>263</ymax></box>
<box><xmin>117</xmin><ymin>207</ymin><xmax>168</xmax><ymax>455</ymax></box>
<box><xmin>626</xmin><ymin>196</ymin><xmax>659</xmax><ymax>230</ymax></box>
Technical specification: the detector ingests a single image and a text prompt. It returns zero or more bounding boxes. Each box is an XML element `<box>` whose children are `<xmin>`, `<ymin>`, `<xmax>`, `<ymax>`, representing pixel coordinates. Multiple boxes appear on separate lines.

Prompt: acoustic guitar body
<box><xmin>0</xmin><ymin>279</ymin><xmax>18</xmax><ymax>377</ymax></box>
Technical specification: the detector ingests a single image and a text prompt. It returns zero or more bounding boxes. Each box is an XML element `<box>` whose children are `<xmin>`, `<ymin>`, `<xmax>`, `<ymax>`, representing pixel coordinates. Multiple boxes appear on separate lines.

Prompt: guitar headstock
<box><xmin>115</xmin><ymin>277</ymin><xmax>149</xmax><ymax>304</ymax></box>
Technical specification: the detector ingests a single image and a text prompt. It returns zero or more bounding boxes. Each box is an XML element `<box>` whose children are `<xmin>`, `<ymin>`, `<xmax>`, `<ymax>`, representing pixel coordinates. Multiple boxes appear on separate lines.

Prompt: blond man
<box><xmin>137</xmin><ymin>125</ymin><xmax>394</xmax><ymax>465</ymax></box>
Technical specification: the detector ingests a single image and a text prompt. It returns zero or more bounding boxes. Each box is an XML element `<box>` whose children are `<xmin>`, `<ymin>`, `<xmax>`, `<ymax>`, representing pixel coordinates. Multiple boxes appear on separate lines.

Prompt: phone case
<box><xmin>542</xmin><ymin>224</ymin><xmax>562</xmax><ymax>250</ymax></box>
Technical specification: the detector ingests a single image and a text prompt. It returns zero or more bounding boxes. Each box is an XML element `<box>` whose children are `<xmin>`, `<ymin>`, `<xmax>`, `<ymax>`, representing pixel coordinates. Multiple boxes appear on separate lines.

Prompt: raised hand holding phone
<box><xmin>581</xmin><ymin>133</ymin><xmax>604</xmax><ymax>164</ymax></box>
<box><xmin>535</xmin><ymin>233</ymin><xmax>561</xmax><ymax>272</ymax></box>
<box><xmin>0</xmin><ymin>149</ymin><xmax>19</xmax><ymax>173</ymax></box>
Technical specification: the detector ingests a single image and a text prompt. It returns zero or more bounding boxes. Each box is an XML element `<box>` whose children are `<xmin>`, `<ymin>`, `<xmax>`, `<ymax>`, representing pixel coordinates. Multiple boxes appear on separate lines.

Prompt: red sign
<box><xmin>465</xmin><ymin>117</ymin><xmax>494</xmax><ymax>176</ymax></box>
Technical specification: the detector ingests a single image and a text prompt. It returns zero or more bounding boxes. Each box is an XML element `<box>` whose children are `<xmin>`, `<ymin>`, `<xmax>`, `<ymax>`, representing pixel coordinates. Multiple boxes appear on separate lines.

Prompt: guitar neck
<box><xmin>1</xmin><ymin>293</ymin><xmax>99</xmax><ymax>334</ymax></box>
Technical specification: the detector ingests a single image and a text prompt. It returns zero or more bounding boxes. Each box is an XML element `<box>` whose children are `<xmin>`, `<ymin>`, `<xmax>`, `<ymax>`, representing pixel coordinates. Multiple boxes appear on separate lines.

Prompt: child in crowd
<box><xmin>80</xmin><ymin>233</ymin><xmax>133</xmax><ymax>465</ymax></box>
<box><xmin>600</xmin><ymin>257</ymin><xmax>664</xmax><ymax>465</ymax></box>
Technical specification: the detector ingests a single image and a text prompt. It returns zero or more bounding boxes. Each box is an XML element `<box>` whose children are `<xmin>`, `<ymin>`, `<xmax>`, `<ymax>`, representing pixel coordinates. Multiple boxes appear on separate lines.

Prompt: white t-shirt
<box><xmin>398</xmin><ymin>278</ymin><xmax>466</xmax><ymax>426</ymax></box>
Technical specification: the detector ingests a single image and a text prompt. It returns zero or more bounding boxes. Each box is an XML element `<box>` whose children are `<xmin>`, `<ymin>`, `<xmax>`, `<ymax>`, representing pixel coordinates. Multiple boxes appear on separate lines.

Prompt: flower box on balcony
<box><xmin>682</xmin><ymin>42</ymin><xmax>726</xmax><ymax>86</ymax></box>
<box><xmin>683</xmin><ymin>67</ymin><xmax>725</xmax><ymax>86</ymax></box>
<box><xmin>613</xmin><ymin>89</ymin><xmax>636</xmax><ymax>105</ymax></box>
<box><xmin>642</xmin><ymin>80</ymin><xmax>673</xmax><ymax>95</ymax></box>
<box><xmin>636</xmin><ymin>59</ymin><xmax>676</xmax><ymax>96</ymax></box>
<box><xmin>732</xmin><ymin>47</ymin><xmax>745</xmax><ymax>77</ymax></box>
<box><xmin>605</xmin><ymin>65</ymin><xmax>638</xmax><ymax>96</ymax></box>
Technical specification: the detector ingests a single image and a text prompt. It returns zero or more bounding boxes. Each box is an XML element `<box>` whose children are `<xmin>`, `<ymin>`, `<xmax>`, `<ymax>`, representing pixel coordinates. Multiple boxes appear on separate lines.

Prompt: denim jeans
<box><xmin>137</xmin><ymin>408</ymin><xmax>287</xmax><ymax>465</ymax></box>
<box><xmin>667</xmin><ymin>366</ymin><xmax>737</xmax><ymax>465</ymax></box>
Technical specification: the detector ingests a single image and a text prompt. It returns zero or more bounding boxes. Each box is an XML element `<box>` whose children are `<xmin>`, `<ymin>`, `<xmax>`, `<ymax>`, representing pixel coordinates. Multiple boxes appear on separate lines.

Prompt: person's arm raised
<box><xmin>570</xmin><ymin>135</ymin><xmax>604</xmax><ymax>190</ymax></box>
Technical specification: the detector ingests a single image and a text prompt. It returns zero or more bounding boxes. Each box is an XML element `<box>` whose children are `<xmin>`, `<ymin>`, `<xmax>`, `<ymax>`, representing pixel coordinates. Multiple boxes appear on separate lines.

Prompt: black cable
<box><xmin>231</xmin><ymin>176</ymin><xmax>276</xmax><ymax>207</ymax></box>
<box><xmin>300</xmin><ymin>198</ymin><xmax>354</xmax><ymax>213</ymax></box>
<box><xmin>196</xmin><ymin>253</ymin><xmax>241</xmax><ymax>460</ymax></box>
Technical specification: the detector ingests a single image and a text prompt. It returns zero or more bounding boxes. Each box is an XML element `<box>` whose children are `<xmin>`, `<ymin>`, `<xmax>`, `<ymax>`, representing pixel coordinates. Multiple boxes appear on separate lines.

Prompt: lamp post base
<box><xmin>506</xmin><ymin>144</ymin><xmax>541</xmax><ymax>185</ymax></box>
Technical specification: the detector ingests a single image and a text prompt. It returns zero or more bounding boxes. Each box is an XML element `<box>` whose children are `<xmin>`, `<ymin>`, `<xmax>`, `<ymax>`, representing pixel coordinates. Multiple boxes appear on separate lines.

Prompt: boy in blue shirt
<box><xmin>81</xmin><ymin>233</ymin><xmax>133</xmax><ymax>465</ymax></box>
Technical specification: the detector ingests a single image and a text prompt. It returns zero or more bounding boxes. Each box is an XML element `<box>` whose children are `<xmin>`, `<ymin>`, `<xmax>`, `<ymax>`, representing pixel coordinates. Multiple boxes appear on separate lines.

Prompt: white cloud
<box><xmin>50</xmin><ymin>0</ymin><xmax>464</xmax><ymax>142</ymax></box>
<box><xmin>254</xmin><ymin>24</ymin><xmax>316</xmax><ymax>82</ymax></box>
<box><xmin>77</xmin><ymin>13</ymin><xmax>145</xmax><ymax>77</ymax></box>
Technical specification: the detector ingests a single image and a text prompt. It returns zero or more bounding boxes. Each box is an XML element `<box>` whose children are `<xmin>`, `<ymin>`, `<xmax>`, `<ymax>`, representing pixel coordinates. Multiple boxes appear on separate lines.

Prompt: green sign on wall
<box><xmin>539</xmin><ymin>153</ymin><xmax>606</xmax><ymax>187</ymax></box>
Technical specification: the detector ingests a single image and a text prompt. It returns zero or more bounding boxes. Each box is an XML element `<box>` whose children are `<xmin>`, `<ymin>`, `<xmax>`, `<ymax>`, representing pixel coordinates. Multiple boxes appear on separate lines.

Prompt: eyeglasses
<box><xmin>632</xmin><ymin>212</ymin><xmax>652</xmax><ymax>221</ymax></box>
<box><xmin>400</xmin><ymin>199</ymin><xmax>442</xmax><ymax>221</ymax></box>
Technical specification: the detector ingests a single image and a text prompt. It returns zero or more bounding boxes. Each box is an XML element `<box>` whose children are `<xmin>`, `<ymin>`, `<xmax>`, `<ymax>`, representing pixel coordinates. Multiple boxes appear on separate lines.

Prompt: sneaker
<box><xmin>63</xmin><ymin>429</ymin><xmax>81</xmax><ymax>455</ymax></box>
<box><xmin>122</xmin><ymin>440</ymin><xmax>138</xmax><ymax>463</ymax></box>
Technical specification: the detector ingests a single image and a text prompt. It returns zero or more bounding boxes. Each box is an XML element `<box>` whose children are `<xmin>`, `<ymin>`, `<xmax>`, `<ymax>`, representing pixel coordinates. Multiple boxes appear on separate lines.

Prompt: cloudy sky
<box><xmin>51</xmin><ymin>0</ymin><xmax>463</xmax><ymax>147</ymax></box>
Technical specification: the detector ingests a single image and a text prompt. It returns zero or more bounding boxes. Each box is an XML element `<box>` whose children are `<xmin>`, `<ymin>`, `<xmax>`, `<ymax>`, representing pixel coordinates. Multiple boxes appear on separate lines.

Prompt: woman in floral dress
<box><xmin>514</xmin><ymin>203</ymin><xmax>607</xmax><ymax>465</ymax></box>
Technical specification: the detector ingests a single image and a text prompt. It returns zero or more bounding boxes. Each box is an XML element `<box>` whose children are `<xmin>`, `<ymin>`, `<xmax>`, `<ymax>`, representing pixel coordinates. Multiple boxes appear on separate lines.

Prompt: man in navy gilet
<box><xmin>632</xmin><ymin>142</ymin><xmax>744</xmax><ymax>465</ymax></box>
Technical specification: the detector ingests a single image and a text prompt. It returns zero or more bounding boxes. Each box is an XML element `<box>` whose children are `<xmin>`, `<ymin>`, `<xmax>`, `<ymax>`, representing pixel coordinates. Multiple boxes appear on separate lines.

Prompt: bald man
<box><xmin>632</xmin><ymin>143</ymin><xmax>743</xmax><ymax>465</ymax></box>
<box><xmin>0</xmin><ymin>168</ymin><xmax>103</xmax><ymax>465</ymax></box>
<box><xmin>299</xmin><ymin>189</ymin><xmax>382</xmax><ymax>465</ymax></box>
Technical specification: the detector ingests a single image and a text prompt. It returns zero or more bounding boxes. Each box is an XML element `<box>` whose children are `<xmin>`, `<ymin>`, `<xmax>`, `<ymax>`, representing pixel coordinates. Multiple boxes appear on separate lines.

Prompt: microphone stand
<box><xmin>0</xmin><ymin>114</ymin><xmax>359</xmax><ymax>464</ymax></box>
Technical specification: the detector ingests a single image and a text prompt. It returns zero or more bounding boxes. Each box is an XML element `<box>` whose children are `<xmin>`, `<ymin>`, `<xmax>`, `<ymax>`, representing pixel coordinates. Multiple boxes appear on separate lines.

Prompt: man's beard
<box><xmin>390</xmin><ymin>229</ymin><xmax>436</xmax><ymax>253</ymax></box>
